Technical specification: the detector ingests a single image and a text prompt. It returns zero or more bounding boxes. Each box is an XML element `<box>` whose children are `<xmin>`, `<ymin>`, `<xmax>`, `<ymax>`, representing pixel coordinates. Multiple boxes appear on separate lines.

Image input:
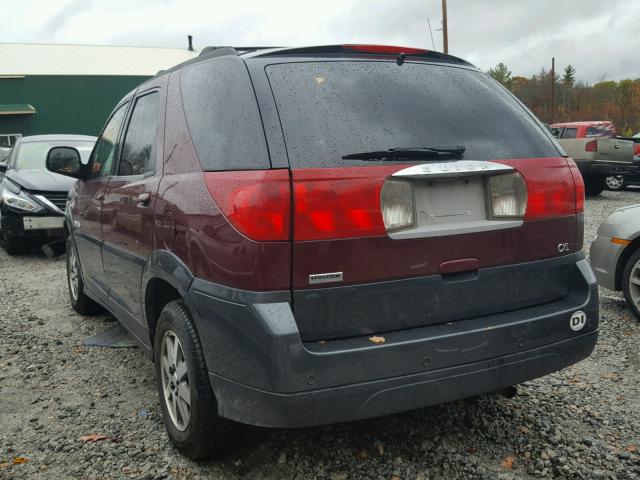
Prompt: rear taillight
<box><xmin>585</xmin><ymin>140</ymin><xmax>597</xmax><ymax>152</ymax></box>
<box><xmin>634</xmin><ymin>144</ymin><xmax>640</xmax><ymax>156</ymax></box>
<box><xmin>568</xmin><ymin>160</ymin><xmax>585</xmax><ymax>214</ymax></box>
<box><xmin>489</xmin><ymin>173</ymin><xmax>527</xmax><ymax>218</ymax></box>
<box><xmin>292</xmin><ymin>166</ymin><xmax>400</xmax><ymax>241</ymax></box>
<box><xmin>206</xmin><ymin>159</ymin><xmax>580</xmax><ymax>243</ymax></box>
<box><xmin>380</xmin><ymin>179</ymin><xmax>415</xmax><ymax>231</ymax></box>
<box><xmin>203</xmin><ymin>170</ymin><xmax>291</xmax><ymax>241</ymax></box>
<box><xmin>499</xmin><ymin>158</ymin><xmax>578</xmax><ymax>220</ymax></box>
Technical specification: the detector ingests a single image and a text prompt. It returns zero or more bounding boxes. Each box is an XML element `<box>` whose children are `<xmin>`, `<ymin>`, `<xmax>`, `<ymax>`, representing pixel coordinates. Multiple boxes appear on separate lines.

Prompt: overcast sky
<box><xmin>1</xmin><ymin>0</ymin><xmax>637</xmax><ymax>83</ymax></box>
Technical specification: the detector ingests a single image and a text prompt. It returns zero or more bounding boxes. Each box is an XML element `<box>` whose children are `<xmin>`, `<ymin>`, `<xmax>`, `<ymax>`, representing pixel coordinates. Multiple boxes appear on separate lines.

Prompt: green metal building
<box><xmin>0</xmin><ymin>43</ymin><xmax>197</xmax><ymax>147</ymax></box>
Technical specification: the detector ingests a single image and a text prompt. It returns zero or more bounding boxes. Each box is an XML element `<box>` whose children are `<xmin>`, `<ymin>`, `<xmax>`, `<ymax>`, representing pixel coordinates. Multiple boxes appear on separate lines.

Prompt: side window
<box><xmin>90</xmin><ymin>103</ymin><xmax>129</xmax><ymax>179</ymax></box>
<box><xmin>180</xmin><ymin>57</ymin><xmax>269</xmax><ymax>171</ymax></box>
<box><xmin>118</xmin><ymin>92</ymin><xmax>160</xmax><ymax>176</ymax></box>
<box><xmin>564</xmin><ymin>128</ymin><xmax>577</xmax><ymax>139</ymax></box>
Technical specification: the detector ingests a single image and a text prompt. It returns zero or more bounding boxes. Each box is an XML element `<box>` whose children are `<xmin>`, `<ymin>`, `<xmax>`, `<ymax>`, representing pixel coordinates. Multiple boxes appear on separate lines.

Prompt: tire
<box><xmin>2</xmin><ymin>233</ymin><xmax>30</xmax><ymax>255</ymax></box>
<box><xmin>66</xmin><ymin>236</ymin><xmax>100</xmax><ymax>315</ymax></box>
<box><xmin>622</xmin><ymin>248</ymin><xmax>640</xmax><ymax>322</ymax></box>
<box><xmin>605</xmin><ymin>175</ymin><xmax>626</xmax><ymax>191</ymax></box>
<box><xmin>584</xmin><ymin>177</ymin><xmax>605</xmax><ymax>197</ymax></box>
<box><xmin>0</xmin><ymin>209</ymin><xmax>31</xmax><ymax>255</ymax></box>
<box><xmin>154</xmin><ymin>300</ymin><xmax>244</xmax><ymax>459</ymax></box>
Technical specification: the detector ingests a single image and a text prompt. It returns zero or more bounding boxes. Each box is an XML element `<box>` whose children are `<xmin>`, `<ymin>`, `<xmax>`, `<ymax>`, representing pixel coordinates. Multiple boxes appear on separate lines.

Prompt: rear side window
<box><xmin>181</xmin><ymin>57</ymin><xmax>269</xmax><ymax>171</ymax></box>
<box><xmin>564</xmin><ymin>128</ymin><xmax>577</xmax><ymax>139</ymax></box>
<box><xmin>119</xmin><ymin>92</ymin><xmax>160</xmax><ymax>176</ymax></box>
<box><xmin>266</xmin><ymin>61</ymin><xmax>559</xmax><ymax>168</ymax></box>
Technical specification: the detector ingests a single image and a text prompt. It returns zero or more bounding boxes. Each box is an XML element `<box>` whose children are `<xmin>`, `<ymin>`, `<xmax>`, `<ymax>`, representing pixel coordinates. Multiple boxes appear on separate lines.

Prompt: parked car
<box><xmin>605</xmin><ymin>132</ymin><xmax>640</xmax><ymax>190</ymax></box>
<box><xmin>590</xmin><ymin>204</ymin><xmax>640</xmax><ymax>320</ymax></box>
<box><xmin>0</xmin><ymin>134</ymin><xmax>96</xmax><ymax>254</ymax></box>
<box><xmin>46</xmin><ymin>44</ymin><xmax>598</xmax><ymax>459</ymax></box>
<box><xmin>0</xmin><ymin>146</ymin><xmax>11</xmax><ymax>163</ymax></box>
<box><xmin>550</xmin><ymin>121</ymin><xmax>638</xmax><ymax>196</ymax></box>
<box><xmin>0</xmin><ymin>147</ymin><xmax>10</xmax><ymax>175</ymax></box>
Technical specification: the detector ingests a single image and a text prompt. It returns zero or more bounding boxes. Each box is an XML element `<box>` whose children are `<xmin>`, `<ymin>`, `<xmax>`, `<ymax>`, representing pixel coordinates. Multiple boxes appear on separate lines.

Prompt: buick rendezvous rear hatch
<box><xmin>264</xmin><ymin>54</ymin><xmax>584</xmax><ymax>341</ymax></box>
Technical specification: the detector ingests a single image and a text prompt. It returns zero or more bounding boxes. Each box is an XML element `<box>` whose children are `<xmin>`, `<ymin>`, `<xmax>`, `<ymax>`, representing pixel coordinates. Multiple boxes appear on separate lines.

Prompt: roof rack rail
<box><xmin>233</xmin><ymin>46</ymin><xmax>283</xmax><ymax>53</ymax></box>
<box><xmin>198</xmin><ymin>46</ymin><xmax>283</xmax><ymax>58</ymax></box>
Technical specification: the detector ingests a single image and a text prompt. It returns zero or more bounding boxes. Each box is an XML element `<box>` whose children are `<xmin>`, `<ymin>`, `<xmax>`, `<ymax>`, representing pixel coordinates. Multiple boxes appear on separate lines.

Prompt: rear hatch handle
<box><xmin>439</xmin><ymin>258</ymin><xmax>480</xmax><ymax>282</ymax></box>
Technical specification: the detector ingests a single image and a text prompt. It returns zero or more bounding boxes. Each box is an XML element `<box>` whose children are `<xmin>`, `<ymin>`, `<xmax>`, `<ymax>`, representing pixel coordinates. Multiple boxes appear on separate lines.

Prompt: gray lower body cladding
<box><xmin>185</xmin><ymin>253</ymin><xmax>598</xmax><ymax>428</ymax></box>
<box><xmin>293</xmin><ymin>254</ymin><xmax>580</xmax><ymax>341</ymax></box>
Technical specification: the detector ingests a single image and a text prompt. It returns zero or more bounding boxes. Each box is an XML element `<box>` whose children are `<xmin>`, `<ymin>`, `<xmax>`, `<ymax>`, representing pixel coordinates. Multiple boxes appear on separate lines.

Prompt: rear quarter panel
<box><xmin>156</xmin><ymin>70</ymin><xmax>291</xmax><ymax>291</ymax></box>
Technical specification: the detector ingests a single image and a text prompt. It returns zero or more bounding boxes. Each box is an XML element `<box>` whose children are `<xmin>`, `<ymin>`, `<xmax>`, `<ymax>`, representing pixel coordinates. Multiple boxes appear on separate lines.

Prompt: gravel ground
<box><xmin>1</xmin><ymin>190</ymin><xmax>640</xmax><ymax>480</ymax></box>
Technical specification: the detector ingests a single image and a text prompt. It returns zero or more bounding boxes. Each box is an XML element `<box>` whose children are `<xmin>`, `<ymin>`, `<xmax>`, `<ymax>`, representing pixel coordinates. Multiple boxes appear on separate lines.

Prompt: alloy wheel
<box><xmin>68</xmin><ymin>246</ymin><xmax>79</xmax><ymax>301</ymax></box>
<box><xmin>160</xmin><ymin>330</ymin><xmax>191</xmax><ymax>431</ymax></box>
<box><xmin>605</xmin><ymin>175</ymin><xmax>624</xmax><ymax>190</ymax></box>
<box><xmin>629</xmin><ymin>258</ymin><xmax>640</xmax><ymax>310</ymax></box>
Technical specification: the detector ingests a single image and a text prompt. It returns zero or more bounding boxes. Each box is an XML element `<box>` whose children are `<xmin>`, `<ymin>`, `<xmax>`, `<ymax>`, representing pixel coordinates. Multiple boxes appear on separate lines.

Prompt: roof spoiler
<box><xmin>194</xmin><ymin>45</ymin><xmax>471</xmax><ymax>66</ymax></box>
<box><xmin>155</xmin><ymin>44</ymin><xmax>473</xmax><ymax>76</ymax></box>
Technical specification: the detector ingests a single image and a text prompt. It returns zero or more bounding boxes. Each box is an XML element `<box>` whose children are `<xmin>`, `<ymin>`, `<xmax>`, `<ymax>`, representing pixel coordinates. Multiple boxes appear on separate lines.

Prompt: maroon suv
<box><xmin>46</xmin><ymin>44</ymin><xmax>598</xmax><ymax>459</ymax></box>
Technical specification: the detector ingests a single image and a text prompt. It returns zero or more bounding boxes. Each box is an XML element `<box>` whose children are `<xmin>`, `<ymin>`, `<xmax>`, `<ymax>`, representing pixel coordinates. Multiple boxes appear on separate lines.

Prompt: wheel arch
<box><xmin>615</xmin><ymin>238</ymin><xmax>640</xmax><ymax>290</ymax></box>
<box><xmin>142</xmin><ymin>250</ymin><xmax>194</xmax><ymax>357</ymax></box>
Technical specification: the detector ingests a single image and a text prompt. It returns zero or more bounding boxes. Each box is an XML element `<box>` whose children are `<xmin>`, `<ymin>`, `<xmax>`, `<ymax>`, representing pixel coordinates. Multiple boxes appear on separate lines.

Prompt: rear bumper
<box><xmin>186</xmin><ymin>253</ymin><xmax>598</xmax><ymax>428</ymax></box>
<box><xmin>210</xmin><ymin>331</ymin><xmax>597</xmax><ymax>428</ymax></box>
<box><xmin>590</xmin><ymin>235</ymin><xmax>625</xmax><ymax>291</ymax></box>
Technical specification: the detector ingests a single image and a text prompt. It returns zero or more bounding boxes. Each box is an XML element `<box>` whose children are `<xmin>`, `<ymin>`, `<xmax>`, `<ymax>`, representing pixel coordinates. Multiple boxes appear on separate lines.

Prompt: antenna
<box><xmin>427</xmin><ymin>18</ymin><xmax>436</xmax><ymax>50</ymax></box>
<box><xmin>551</xmin><ymin>57</ymin><xmax>556</xmax><ymax>123</ymax></box>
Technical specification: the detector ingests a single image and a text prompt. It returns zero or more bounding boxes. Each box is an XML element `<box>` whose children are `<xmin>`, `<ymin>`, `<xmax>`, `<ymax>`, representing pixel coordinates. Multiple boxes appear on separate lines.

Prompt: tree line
<box><xmin>488</xmin><ymin>62</ymin><xmax>640</xmax><ymax>136</ymax></box>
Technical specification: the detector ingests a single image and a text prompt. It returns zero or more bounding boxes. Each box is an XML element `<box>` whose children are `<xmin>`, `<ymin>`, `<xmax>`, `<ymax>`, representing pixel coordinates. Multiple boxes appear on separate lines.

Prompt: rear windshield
<box><xmin>266</xmin><ymin>61</ymin><xmax>559</xmax><ymax>168</ymax></box>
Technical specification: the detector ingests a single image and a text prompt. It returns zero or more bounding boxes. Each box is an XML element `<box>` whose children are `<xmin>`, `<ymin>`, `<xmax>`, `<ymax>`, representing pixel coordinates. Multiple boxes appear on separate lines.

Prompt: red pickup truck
<box><xmin>551</xmin><ymin>121</ymin><xmax>639</xmax><ymax>195</ymax></box>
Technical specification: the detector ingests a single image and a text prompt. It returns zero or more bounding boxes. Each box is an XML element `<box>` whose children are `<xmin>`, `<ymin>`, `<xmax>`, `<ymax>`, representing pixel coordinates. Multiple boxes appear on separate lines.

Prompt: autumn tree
<box><xmin>560</xmin><ymin>65</ymin><xmax>577</xmax><ymax>117</ymax></box>
<box><xmin>488</xmin><ymin>63</ymin><xmax>513</xmax><ymax>89</ymax></box>
<box><xmin>503</xmin><ymin>63</ymin><xmax>640</xmax><ymax>133</ymax></box>
<box><xmin>562</xmin><ymin>65</ymin><xmax>576</xmax><ymax>87</ymax></box>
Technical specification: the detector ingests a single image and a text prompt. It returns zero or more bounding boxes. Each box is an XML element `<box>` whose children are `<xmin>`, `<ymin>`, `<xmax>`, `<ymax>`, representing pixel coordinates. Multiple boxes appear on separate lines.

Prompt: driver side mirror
<box><xmin>0</xmin><ymin>161</ymin><xmax>6</xmax><ymax>173</ymax></box>
<box><xmin>46</xmin><ymin>146</ymin><xmax>84</xmax><ymax>179</ymax></box>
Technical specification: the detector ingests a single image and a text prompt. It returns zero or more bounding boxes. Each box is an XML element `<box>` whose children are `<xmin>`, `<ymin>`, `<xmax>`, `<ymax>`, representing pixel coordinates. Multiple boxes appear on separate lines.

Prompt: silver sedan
<box><xmin>590</xmin><ymin>204</ymin><xmax>640</xmax><ymax>320</ymax></box>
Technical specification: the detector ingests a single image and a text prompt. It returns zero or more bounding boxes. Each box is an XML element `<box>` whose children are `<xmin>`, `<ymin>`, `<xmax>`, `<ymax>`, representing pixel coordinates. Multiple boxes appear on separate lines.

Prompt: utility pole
<box><xmin>442</xmin><ymin>0</ymin><xmax>449</xmax><ymax>53</ymax></box>
<box><xmin>551</xmin><ymin>57</ymin><xmax>555</xmax><ymax>124</ymax></box>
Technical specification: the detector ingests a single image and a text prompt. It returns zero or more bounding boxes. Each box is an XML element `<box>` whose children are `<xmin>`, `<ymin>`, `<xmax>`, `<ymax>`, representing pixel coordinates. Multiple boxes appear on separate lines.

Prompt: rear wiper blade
<box><xmin>342</xmin><ymin>146</ymin><xmax>465</xmax><ymax>161</ymax></box>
